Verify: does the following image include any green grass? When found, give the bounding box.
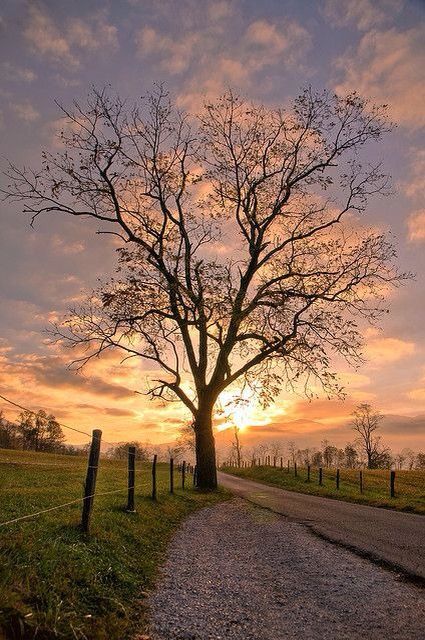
[0,448,228,639]
[221,464,425,514]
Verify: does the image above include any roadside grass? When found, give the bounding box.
[220,465,425,514]
[0,448,228,639]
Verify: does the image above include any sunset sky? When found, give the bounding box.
[0,0,424,453]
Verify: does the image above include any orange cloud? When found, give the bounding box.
[363,328,415,365]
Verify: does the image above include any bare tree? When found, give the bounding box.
[256,442,270,464]
[269,440,283,462]
[351,403,390,469]
[321,439,338,467]
[401,447,416,470]
[298,447,315,466]
[2,86,408,488]
[232,425,242,467]
[288,440,298,465]
[394,451,406,470]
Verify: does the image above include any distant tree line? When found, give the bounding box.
[0,409,80,454]
[106,424,195,462]
[228,437,424,471]
[226,404,425,470]
[0,409,197,462]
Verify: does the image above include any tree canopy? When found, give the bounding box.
[2,86,409,487]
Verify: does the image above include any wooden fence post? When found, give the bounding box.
[287,460,290,472]
[126,445,136,512]
[319,467,323,486]
[81,429,102,533]
[390,470,396,497]
[336,468,340,490]
[273,456,276,467]
[152,454,157,500]
[182,460,186,489]
[169,458,174,494]
[307,465,311,482]
[280,457,283,469]
[294,463,298,477]
[193,465,198,486]
[359,470,363,494]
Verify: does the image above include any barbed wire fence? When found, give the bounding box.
[221,456,425,502]
[0,393,196,534]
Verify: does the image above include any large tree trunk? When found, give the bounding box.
[194,404,217,490]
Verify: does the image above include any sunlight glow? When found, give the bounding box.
[216,388,287,433]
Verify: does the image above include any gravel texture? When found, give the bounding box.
[148,498,425,640]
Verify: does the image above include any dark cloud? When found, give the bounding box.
[382,414,425,436]
[74,403,135,417]
[3,352,135,399]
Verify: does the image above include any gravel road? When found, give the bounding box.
[218,472,425,580]
[148,499,425,640]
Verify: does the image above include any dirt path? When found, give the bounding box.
[148,499,425,639]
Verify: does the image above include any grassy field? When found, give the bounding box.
[221,464,425,514]
[0,448,228,639]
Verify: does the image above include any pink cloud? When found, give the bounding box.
[23,4,118,69]
[335,25,425,129]
[135,27,199,74]
[323,0,403,31]
[407,210,425,242]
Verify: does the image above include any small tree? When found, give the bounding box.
[255,442,270,464]
[312,451,323,467]
[288,441,298,465]
[298,447,314,466]
[269,440,283,461]
[344,443,359,468]
[0,412,20,450]
[394,451,406,470]
[351,403,390,469]
[321,440,338,467]
[231,425,242,467]
[108,441,149,460]
[401,447,416,471]
[42,414,65,452]
[18,410,64,452]
[335,447,345,467]
[415,453,425,469]
[175,422,196,454]
[2,87,408,488]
